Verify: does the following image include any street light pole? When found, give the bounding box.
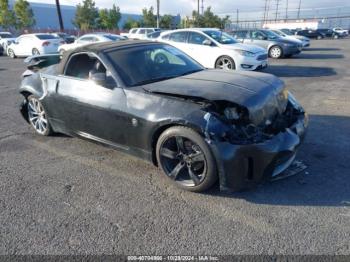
[156,0,160,28]
[55,0,64,31]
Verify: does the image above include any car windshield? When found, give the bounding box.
[103,34,123,41]
[36,34,58,40]
[147,31,161,38]
[273,30,286,37]
[263,30,280,39]
[203,30,238,44]
[0,33,12,38]
[281,29,292,35]
[106,44,204,87]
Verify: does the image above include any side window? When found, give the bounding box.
[235,31,248,39]
[169,32,188,43]
[161,34,170,40]
[64,53,116,87]
[78,36,92,43]
[130,29,137,34]
[251,31,266,40]
[139,29,146,34]
[188,32,208,45]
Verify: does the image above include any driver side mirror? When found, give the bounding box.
[202,39,212,46]
[89,72,106,86]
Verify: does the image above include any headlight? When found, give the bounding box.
[224,107,240,120]
[235,50,256,57]
[288,91,303,111]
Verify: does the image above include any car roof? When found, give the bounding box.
[72,39,158,53]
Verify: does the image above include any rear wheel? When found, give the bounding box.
[317,35,322,40]
[8,48,16,58]
[27,95,52,136]
[32,48,40,55]
[156,126,217,192]
[215,56,236,70]
[269,46,283,59]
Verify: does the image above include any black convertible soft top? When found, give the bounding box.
[57,40,159,74]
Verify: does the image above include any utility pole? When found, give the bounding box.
[156,0,160,28]
[285,0,288,20]
[236,9,239,27]
[297,0,302,19]
[274,0,281,22]
[263,0,268,24]
[201,0,204,15]
[55,0,64,31]
[266,0,271,22]
[197,0,200,15]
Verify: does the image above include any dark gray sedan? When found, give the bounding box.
[232,29,303,58]
[18,40,308,192]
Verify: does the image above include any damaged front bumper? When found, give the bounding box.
[209,112,308,192]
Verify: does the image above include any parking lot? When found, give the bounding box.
[0,38,350,255]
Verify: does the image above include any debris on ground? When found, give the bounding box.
[271,160,308,182]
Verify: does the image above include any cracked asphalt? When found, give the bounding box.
[0,39,349,255]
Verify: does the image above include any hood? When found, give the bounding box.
[143,69,287,125]
[294,35,309,41]
[220,42,266,53]
[279,38,300,45]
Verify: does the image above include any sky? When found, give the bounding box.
[29,0,350,16]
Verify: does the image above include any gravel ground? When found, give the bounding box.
[0,39,349,255]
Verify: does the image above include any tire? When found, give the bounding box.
[269,45,283,59]
[27,95,52,136]
[156,126,217,192]
[333,34,339,39]
[32,48,40,55]
[215,55,236,70]
[7,48,16,58]
[317,35,322,40]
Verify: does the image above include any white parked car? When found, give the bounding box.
[0,32,16,52]
[58,33,125,55]
[158,28,268,71]
[121,28,160,40]
[272,29,310,48]
[333,27,349,36]
[7,33,63,58]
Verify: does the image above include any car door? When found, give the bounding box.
[250,30,269,49]
[165,31,190,55]
[186,32,218,68]
[14,36,31,56]
[48,52,129,147]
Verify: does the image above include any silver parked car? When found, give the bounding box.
[231,29,303,59]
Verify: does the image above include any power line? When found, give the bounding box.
[285,0,289,20]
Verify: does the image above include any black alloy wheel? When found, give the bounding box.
[156,126,217,192]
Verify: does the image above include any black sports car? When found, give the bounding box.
[19,40,308,192]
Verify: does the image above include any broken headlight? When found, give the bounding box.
[288,91,303,111]
[224,107,240,120]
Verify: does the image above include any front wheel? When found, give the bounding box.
[317,35,322,40]
[32,48,40,55]
[8,48,16,58]
[215,56,236,70]
[27,95,52,136]
[156,126,217,192]
[269,46,283,59]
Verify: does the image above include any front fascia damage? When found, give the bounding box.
[192,93,308,192]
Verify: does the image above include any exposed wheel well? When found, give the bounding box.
[20,91,33,99]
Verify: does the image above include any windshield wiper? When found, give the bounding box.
[179,69,204,77]
[132,75,178,86]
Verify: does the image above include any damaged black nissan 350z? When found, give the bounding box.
[19,40,308,192]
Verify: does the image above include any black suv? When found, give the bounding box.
[296,30,324,39]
